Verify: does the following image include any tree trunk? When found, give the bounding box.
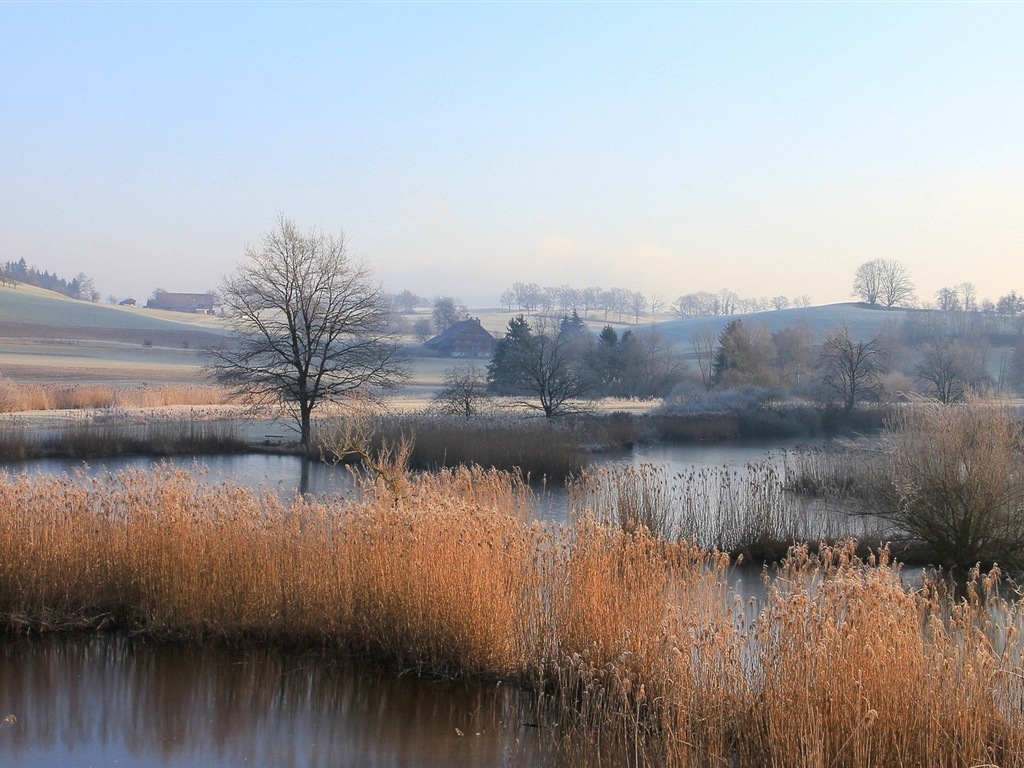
[300,406,312,452]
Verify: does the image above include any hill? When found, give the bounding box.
[649,303,910,351]
[0,284,227,385]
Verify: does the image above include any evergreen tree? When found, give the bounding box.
[711,319,775,389]
[588,325,622,396]
[559,310,587,338]
[487,315,533,394]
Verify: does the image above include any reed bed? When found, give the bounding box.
[0,466,1022,765]
[0,419,245,460]
[570,461,889,559]
[318,413,591,479]
[0,381,228,413]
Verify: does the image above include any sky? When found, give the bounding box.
[2,2,1022,309]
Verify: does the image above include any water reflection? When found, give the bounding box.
[0,635,545,768]
[1,454,358,499]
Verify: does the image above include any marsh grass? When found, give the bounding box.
[0,466,1022,765]
[0,381,228,413]
[317,413,591,479]
[570,460,889,560]
[0,419,245,460]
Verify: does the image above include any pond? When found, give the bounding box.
[0,635,546,768]
[0,435,833,522]
[0,437,831,767]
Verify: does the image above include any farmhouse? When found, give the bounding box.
[146,292,216,313]
[424,318,496,358]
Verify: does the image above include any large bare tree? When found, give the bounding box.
[817,324,887,412]
[206,215,406,449]
[852,258,914,307]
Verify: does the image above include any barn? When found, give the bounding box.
[424,318,496,358]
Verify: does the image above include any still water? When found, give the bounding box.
[0,635,545,768]
[3,435,825,519]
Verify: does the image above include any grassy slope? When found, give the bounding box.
[650,302,910,351]
[471,302,911,351]
[0,283,225,333]
[0,285,227,385]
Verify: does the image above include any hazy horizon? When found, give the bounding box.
[2,3,1022,308]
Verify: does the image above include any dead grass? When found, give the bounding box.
[569,461,888,560]
[0,467,1022,765]
[0,380,229,412]
[0,419,245,460]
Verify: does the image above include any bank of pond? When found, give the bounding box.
[1,432,1024,767]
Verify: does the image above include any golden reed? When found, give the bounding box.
[0,382,228,412]
[0,466,1021,766]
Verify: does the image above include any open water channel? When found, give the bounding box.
[0,438,823,767]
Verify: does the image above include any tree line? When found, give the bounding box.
[430,303,1024,420]
[496,282,816,323]
[1,258,100,301]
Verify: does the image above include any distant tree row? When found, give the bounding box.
[672,290,812,318]
[1,258,99,301]
[698,314,1003,407]
[495,281,819,324]
[433,304,1024,420]
[481,313,686,416]
[850,259,1023,322]
[497,283,662,323]
[690,317,989,409]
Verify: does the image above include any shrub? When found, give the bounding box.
[866,397,1024,569]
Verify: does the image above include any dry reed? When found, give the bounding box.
[0,420,245,460]
[0,380,228,413]
[0,467,1022,766]
[570,461,889,559]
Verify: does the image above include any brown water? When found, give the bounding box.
[0,635,547,768]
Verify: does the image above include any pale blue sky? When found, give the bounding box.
[2,2,1022,307]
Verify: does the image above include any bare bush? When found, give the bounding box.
[317,409,414,507]
[870,397,1024,568]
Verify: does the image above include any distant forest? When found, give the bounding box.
[1,258,99,302]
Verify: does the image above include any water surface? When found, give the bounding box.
[0,635,545,768]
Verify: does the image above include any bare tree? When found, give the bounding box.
[581,286,602,318]
[557,284,580,314]
[628,290,648,324]
[432,296,466,332]
[394,289,420,313]
[412,317,434,343]
[854,258,913,307]
[915,339,987,404]
[772,324,815,391]
[649,293,667,315]
[431,363,490,419]
[71,272,99,302]
[817,324,887,411]
[852,260,882,305]
[957,282,977,312]
[878,259,914,307]
[205,215,407,450]
[691,326,718,392]
[499,289,516,312]
[935,286,961,312]
[511,318,591,418]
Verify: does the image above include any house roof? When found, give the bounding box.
[425,318,495,347]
